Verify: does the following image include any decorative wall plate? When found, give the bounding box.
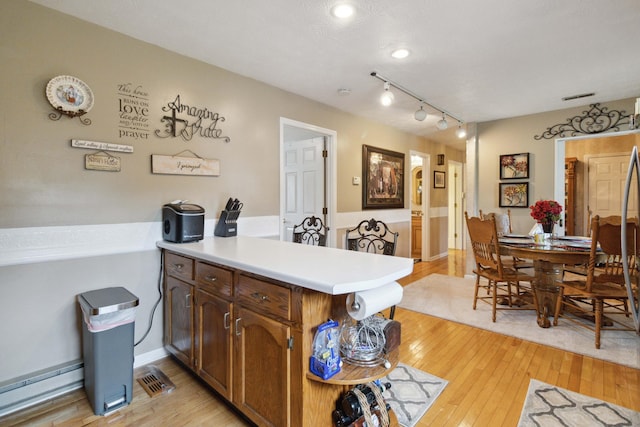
[46,75,94,114]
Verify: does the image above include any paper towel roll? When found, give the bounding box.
[346,282,403,320]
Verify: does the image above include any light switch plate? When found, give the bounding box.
[352,176,361,185]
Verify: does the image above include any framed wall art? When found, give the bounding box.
[434,170,446,188]
[499,182,529,208]
[499,152,529,179]
[362,144,404,209]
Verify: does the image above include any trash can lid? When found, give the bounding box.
[78,287,139,315]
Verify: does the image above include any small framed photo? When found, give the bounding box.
[500,153,529,179]
[362,145,405,209]
[434,170,446,189]
[499,182,529,207]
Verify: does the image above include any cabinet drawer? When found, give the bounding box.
[196,262,233,297]
[165,252,194,282]
[237,275,290,320]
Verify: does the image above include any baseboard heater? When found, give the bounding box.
[0,360,84,418]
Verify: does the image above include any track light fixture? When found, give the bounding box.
[380,81,394,106]
[436,114,448,130]
[370,71,463,131]
[456,122,467,139]
[414,104,427,121]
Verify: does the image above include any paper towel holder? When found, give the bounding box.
[350,295,360,311]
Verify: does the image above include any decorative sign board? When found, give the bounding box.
[151,154,220,176]
[85,152,121,172]
[72,139,133,153]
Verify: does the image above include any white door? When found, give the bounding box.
[588,154,638,219]
[281,137,326,242]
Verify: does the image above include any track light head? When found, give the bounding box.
[436,114,448,130]
[414,105,427,121]
[456,123,467,139]
[380,82,394,106]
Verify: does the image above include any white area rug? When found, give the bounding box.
[381,363,448,427]
[518,379,640,426]
[399,274,640,369]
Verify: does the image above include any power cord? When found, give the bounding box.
[134,251,164,347]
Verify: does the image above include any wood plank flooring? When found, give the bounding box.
[2,249,639,426]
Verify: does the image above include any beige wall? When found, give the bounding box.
[476,99,637,235]
[0,2,462,381]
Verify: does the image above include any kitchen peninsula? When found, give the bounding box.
[157,236,413,426]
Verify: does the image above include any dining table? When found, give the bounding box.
[498,234,593,328]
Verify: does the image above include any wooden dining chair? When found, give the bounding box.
[479,209,533,271]
[345,218,399,318]
[465,212,537,322]
[554,215,638,349]
[292,216,327,246]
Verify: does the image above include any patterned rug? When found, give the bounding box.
[518,379,640,426]
[381,363,448,427]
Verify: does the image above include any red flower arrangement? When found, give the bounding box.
[530,200,563,223]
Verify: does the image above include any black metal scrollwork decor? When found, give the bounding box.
[534,103,630,140]
[48,107,92,125]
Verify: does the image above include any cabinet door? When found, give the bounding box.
[233,307,291,427]
[164,276,194,367]
[195,288,232,400]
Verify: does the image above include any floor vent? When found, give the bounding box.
[136,365,175,397]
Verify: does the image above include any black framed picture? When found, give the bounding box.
[362,144,404,209]
[499,153,529,179]
[434,170,445,188]
[499,182,529,207]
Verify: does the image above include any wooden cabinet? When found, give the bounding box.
[162,249,393,426]
[164,276,194,367]
[233,305,291,426]
[195,288,233,400]
[411,216,422,259]
[565,157,577,235]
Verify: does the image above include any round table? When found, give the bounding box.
[499,236,592,327]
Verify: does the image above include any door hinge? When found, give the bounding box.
[287,337,294,350]
[322,149,328,158]
[322,207,328,215]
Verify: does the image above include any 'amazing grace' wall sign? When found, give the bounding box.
[155,95,231,143]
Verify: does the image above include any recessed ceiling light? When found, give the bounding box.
[391,48,410,59]
[331,4,354,19]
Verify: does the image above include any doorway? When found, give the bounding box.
[554,130,640,236]
[280,118,337,246]
[410,151,430,261]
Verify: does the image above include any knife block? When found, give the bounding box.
[214,209,240,237]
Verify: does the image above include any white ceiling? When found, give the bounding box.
[31,0,640,150]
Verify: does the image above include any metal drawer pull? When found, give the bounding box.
[235,318,242,336]
[224,312,230,330]
[173,263,184,271]
[185,293,191,308]
[251,292,269,302]
[205,275,217,282]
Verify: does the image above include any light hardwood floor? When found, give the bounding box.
[2,250,639,426]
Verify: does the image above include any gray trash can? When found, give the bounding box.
[78,287,139,415]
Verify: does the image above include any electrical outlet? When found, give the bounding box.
[352,176,361,185]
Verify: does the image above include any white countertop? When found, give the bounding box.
[157,236,414,295]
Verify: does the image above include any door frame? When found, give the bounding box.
[279,117,337,246]
[448,160,465,249]
[410,150,430,261]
